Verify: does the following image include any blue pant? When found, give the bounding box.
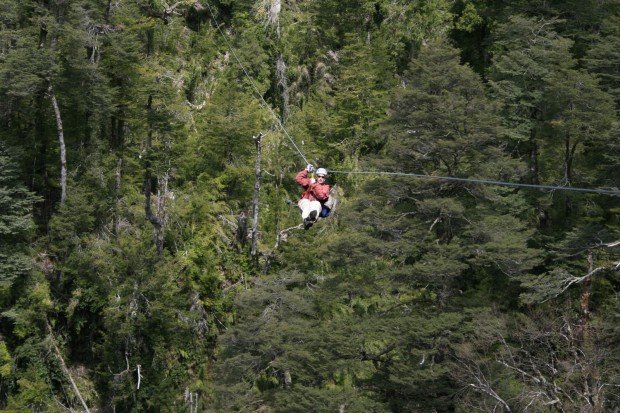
[320,205,331,218]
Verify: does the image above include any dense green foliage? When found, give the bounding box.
[1,0,618,411]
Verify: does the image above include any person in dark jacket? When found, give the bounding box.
[295,165,330,229]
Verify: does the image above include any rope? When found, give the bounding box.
[203,0,310,165]
[328,170,620,196]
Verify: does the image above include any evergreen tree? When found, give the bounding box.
[584,16,620,108]
[0,144,41,408]
[0,145,39,301]
[488,15,574,185]
[0,0,618,411]
[212,38,543,412]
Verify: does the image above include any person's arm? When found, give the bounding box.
[295,169,311,188]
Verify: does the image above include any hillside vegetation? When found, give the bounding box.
[1,0,619,411]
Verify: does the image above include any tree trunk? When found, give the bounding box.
[580,250,594,320]
[48,82,67,205]
[563,134,572,216]
[574,250,595,344]
[34,91,53,226]
[283,369,292,388]
[563,134,580,216]
[113,157,122,235]
[104,0,112,23]
[274,170,283,239]
[142,29,165,254]
[38,22,47,49]
[111,114,125,149]
[143,94,164,255]
[236,211,248,248]
[529,135,539,185]
[154,170,170,254]
[251,133,263,264]
[563,133,571,185]
[276,55,289,121]
[45,320,91,413]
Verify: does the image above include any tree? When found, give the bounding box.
[211,38,543,412]
[0,145,39,303]
[1,0,619,411]
[488,15,574,185]
[584,16,620,108]
[544,68,614,190]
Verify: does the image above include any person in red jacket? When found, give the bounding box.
[295,164,330,229]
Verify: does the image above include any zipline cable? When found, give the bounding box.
[202,2,618,197]
[329,170,620,196]
[203,0,310,165]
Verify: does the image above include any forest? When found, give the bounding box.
[1,0,619,411]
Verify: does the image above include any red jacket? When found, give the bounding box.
[295,170,330,202]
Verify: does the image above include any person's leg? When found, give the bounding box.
[298,199,312,220]
[320,205,331,218]
[308,201,322,221]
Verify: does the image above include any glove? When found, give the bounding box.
[306,164,314,172]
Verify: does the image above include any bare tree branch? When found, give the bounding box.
[541,262,619,303]
[45,320,91,413]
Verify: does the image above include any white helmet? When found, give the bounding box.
[316,167,328,177]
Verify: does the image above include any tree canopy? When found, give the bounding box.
[0,0,618,411]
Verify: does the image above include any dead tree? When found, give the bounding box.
[577,243,619,340]
[540,240,619,306]
[45,319,91,413]
[42,17,67,205]
[455,356,512,412]
[47,82,67,205]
